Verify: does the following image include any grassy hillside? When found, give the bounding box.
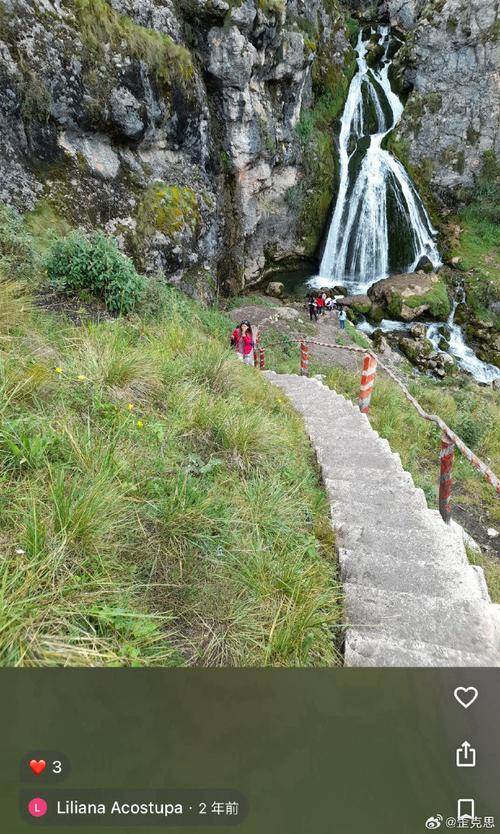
[0,228,342,666]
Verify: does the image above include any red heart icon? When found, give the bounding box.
[29,760,46,776]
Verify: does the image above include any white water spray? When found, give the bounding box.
[427,288,499,384]
[318,28,440,293]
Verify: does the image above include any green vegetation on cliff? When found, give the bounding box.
[136,184,200,241]
[289,13,358,256]
[0,211,341,667]
[451,152,500,323]
[66,0,193,86]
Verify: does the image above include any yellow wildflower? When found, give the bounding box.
[77,375,88,381]
[136,420,144,429]
[128,403,135,411]
[55,367,63,374]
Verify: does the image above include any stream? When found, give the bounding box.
[427,288,499,384]
[298,26,498,384]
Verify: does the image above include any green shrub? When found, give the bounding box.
[44,232,144,314]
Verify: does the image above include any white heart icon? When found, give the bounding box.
[454,686,479,709]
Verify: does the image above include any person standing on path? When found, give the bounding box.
[307,294,318,322]
[338,307,347,330]
[315,293,325,317]
[231,320,256,365]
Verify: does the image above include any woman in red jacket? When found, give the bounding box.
[231,320,255,366]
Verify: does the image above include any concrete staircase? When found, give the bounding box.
[264,371,500,667]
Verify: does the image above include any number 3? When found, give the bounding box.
[52,760,62,774]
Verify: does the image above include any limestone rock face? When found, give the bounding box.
[0,0,352,296]
[391,0,500,202]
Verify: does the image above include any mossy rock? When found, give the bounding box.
[346,294,372,315]
[136,183,200,241]
[368,273,451,322]
[402,281,451,321]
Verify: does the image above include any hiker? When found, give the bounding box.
[231,320,256,366]
[338,306,347,330]
[325,296,335,313]
[307,293,318,322]
[315,293,325,316]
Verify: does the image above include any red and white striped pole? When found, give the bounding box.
[259,348,265,370]
[358,354,377,413]
[300,341,309,376]
[439,432,455,524]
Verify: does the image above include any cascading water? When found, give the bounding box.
[317,27,440,293]
[427,287,499,384]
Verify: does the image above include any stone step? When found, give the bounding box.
[344,631,500,668]
[317,451,407,479]
[339,550,488,601]
[343,584,500,657]
[328,497,439,533]
[337,522,468,569]
[326,480,428,515]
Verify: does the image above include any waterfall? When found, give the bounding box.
[427,287,499,384]
[318,27,440,293]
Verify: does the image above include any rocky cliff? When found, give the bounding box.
[389,0,499,205]
[0,0,354,295]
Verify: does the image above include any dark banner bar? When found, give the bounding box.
[1,670,499,833]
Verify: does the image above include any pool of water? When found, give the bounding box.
[267,267,318,299]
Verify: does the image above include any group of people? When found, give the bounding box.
[230,296,349,365]
[307,292,347,328]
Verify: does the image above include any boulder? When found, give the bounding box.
[365,41,384,67]
[454,303,468,325]
[410,323,426,339]
[368,272,451,322]
[369,302,385,324]
[265,281,284,298]
[109,87,146,141]
[414,255,434,273]
[371,329,389,353]
[344,294,371,315]
[438,337,449,351]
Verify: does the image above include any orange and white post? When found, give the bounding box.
[300,341,309,376]
[358,353,378,413]
[439,432,455,524]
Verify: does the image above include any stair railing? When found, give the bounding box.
[257,337,500,524]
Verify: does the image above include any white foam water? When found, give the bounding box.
[427,288,499,384]
[318,28,440,293]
